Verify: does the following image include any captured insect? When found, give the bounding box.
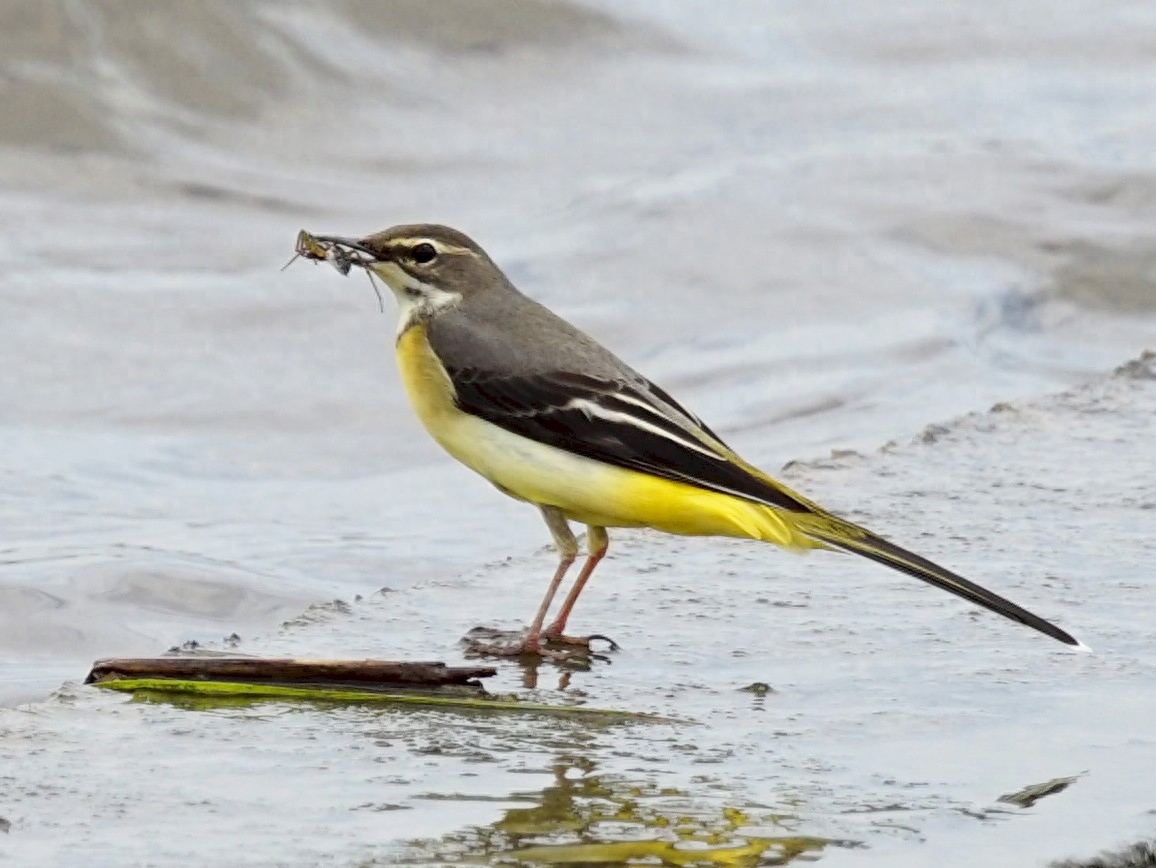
[283,229,386,312]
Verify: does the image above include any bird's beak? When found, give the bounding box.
[310,235,382,260]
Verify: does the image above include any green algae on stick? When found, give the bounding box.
[92,677,677,721]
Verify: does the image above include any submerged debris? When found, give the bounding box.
[1113,349,1156,380]
[997,773,1082,808]
[738,682,775,695]
[1051,841,1156,868]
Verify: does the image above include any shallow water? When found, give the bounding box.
[1,1,1155,864]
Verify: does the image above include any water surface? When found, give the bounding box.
[1,2,1155,864]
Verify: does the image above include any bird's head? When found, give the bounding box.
[309,224,501,330]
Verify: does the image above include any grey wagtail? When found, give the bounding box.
[294,224,1081,656]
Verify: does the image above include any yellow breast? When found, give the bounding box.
[395,323,462,435]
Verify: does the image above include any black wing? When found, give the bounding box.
[446,366,811,513]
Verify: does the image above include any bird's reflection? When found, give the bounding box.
[401,757,852,865]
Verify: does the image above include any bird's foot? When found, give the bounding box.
[462,626,617,661]
[541,625,620,651]
[461,627,567,660]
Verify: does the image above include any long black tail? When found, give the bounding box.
[800,521,1080,647]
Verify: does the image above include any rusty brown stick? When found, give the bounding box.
[86,657,496,687]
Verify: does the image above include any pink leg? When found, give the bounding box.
[544,526,608,638]
[466,507,578,657]
[522,506,580,650]
[523,552,575,648]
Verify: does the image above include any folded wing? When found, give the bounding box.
[445,366,814,514]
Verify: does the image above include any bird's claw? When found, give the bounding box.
[461,626,618,661]
[542,630,620,651]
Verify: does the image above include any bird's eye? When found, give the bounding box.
[411,242,438,264]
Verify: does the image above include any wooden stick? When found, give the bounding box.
[86,657,496,688]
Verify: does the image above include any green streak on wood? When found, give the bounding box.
[93,677,678,722]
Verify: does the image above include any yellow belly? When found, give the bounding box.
[395,324,813,548]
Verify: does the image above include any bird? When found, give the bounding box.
[296,223,1080,656]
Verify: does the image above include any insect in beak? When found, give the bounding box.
[283,230,387,313]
